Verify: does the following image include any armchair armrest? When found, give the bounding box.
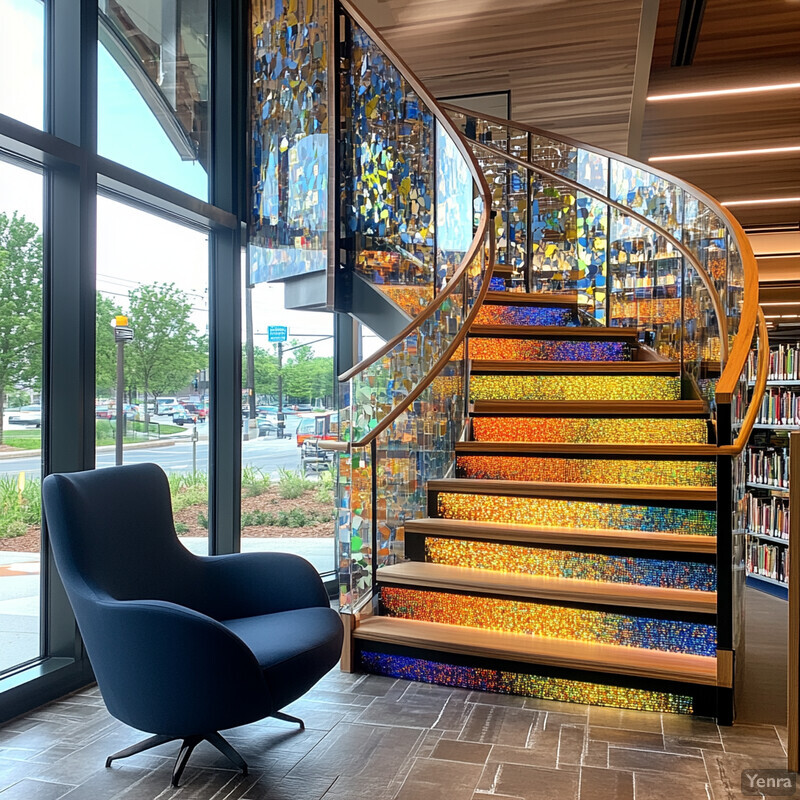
[195,551,330,620]
[80,597,274,736]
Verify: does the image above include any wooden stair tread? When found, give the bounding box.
[469,325,641,340]
[456,442,717,457]
[354,617,718,686]
[404,518,717,554]
[378,561,716,615]
[483,291,578,307]
[470,361,679,374]
[429,478,716,503]
[490,265,515,275]
[471,400,708,416]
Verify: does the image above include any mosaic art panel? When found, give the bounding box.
[250,0,329,282]
[473,304,579,327]
[436,492,717,536]
[469,338,629,362]
[424,537,717,591]
[360,651,693,713]
[469,374,682,402]
[456,454,716,486]
[376,284,434,317]
[470,416,708,444]
[381,587,717,656]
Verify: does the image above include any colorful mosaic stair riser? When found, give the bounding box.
[469,338,630,362]
[381,587,717,656]
[474,304,579,327]
[470,374,681,402]
[456,455,716,486]
[470,417,708,444]
[424,536,716,591]
[360,652,694,714]
[436,492,716,536]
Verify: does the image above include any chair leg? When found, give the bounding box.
[171,735,203,787]
[205,731,248,775]
[105,733,176,768]
[271,711,305,730]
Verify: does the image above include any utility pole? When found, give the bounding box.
[277,341,284,438]
[112,315,134,466]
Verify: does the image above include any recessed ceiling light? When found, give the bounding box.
[647,82,800,101]
[761,301,800,306]
[649,145,800,162]
[722,197,800,207]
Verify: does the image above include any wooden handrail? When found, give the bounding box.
[443,102,760,402]
[336,0,492,385]
[466,138,729,364]
[717,307,769,456]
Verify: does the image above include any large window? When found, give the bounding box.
[0,158,43,675]
[97,0,209,199]
[96,195,210,550]
[0,0,44,130]
[241,281,336,576]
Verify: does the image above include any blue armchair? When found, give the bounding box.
[41,463,343,786]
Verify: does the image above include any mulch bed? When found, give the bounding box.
[0,485,335,553]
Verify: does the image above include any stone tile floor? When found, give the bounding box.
[0,669,790,800]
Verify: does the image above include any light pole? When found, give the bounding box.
[111,315,134,466]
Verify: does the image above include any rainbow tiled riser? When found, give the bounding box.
[352,292,724,718]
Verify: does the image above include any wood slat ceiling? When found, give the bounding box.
[641,0,800,230]
[360,0,645,152]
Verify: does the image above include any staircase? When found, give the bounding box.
[351,291,724,717]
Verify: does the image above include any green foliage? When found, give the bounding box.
[277,468,314,499]
[174,522,189,534]
[240,506,332,529]
[168,471,209,512]
[126,282,205,416]
[241,465,270,497]
[0,473,42,538]
[197,511,209,529]
[0,212,43,444]
[96,292,124,396]
[315,468,335,505]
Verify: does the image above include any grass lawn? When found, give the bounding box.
[0,420,186,450]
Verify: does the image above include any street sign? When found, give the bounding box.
[268,325,288,342]
[114,325,134,343]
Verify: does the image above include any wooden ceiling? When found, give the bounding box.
[640,0,800,230]
[360,0,645,152]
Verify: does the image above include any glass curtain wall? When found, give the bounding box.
[0,0,246,715]
[95,196,210,551]
[0,158,44,674]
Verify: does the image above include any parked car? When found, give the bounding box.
[95,405,113,419]
[181,403,207,421]
[8,404,42,427]
[256,414,279,437]
[295,412,338,447]
[167,406,197,425]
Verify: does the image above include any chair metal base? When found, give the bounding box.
[271,711,305,730]
[105,731,248,787]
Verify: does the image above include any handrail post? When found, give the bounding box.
[370,437,378,592]
[788,431,800,771]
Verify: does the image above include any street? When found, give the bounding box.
[0,429,303,480]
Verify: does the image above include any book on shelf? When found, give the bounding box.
[738,493,790,541]
[746,538,789,585]
[746,445,789,490]
[756,388,800,426]
[748,343,800,382]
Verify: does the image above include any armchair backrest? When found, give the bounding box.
[42,464,203,608]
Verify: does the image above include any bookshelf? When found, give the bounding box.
[739,343,800,597]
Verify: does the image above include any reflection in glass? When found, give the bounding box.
[0,158,43,674]
[249,0,329,282]
[95,196,209,550]
[0,0,44,130]
[97,0,209,200]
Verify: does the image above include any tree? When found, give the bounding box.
[0,213,43,444]
[125,282,202,426]
[96,292,124,398]
[243,346,279,398]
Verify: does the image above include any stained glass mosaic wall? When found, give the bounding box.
[250,0,329,283]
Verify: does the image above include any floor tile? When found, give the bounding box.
[393,757,483,800]
[579,766,633,800]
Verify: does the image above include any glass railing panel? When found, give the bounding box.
[608,210,683,357]
[576,149,609,196]
[726,232,745,346]
[529,173,607,323]
[374,355,467,568]
[609,161,683,240]
[435,120,476,285]
[683,264,722,403]
[530,133,578,183]
[344,18,435,292]
[507,161,529,275]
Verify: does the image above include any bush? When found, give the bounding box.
[168,472,209,512]
[315,469,335,505]
[197,511,209,530]
[242,466,270,497]
[174,522,189,534]
[0,474,42,538]
[277,468,314,500]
